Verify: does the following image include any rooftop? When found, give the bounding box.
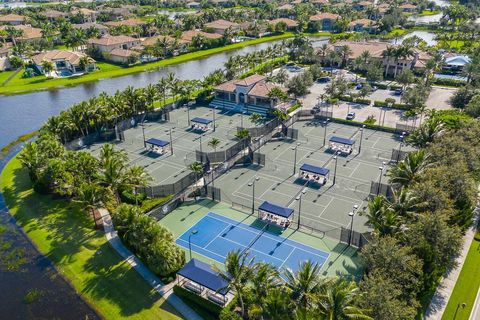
[32,50,93,66]
[88,35,138,46]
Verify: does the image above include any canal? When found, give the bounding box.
[0,145,100,320]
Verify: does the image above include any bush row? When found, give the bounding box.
[339,95,372,105]
[330,117,398,134]
[373,100,411,110]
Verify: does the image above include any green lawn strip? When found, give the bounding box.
[418,10,441,16]
[0,157,184,320]
[442,234,480,320]
[0,69,14,85]
[0,33,294,95]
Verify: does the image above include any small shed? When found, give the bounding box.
[191,117,212,132]
[258,201,294,229]
[145,138,170,155]
[299,163,330,185]
[329,136,355,154]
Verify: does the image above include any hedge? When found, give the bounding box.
[375,83,402,90]
[173,285,225,317]
[339,95,371,105]
[330,117,398,134]
[432,77,467,87]
[373,100,411,110]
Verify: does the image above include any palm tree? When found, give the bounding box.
[189,161,204,199]
[79,56,92,73]
[251,262,280,303]
[5,26,23,46]
[388,150,432,188]
[339,45,353,68]
[382,46,396,78]
[263,288,291,319]
[363,195,400,236]
[41,59,55,76]
[75,182,104,221]
[285,260,324,312]
[215,250,255,317]
[207,137,221,152]
[96,156,127,203]
[317,279,373,320]
[406,116,445,148]
[249,113,262,126]
[143,84,158,112]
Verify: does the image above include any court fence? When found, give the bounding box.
[137,172,197,197]
[390,148,410,163]
[369,181,393,199]
[395,122,416,133]
[195,139,248,164]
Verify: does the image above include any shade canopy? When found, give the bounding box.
[177,259,229,295]
[258,201,294,218]
[145,138,169,147]
[329,136,355,145]
[300,164,330,176]
[191,117,212,125]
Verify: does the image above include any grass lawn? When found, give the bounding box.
[0,69,14,84]
[0,156,184,320]
[0,33,294,95]
[442,231,480,320]
[418,10,441,16]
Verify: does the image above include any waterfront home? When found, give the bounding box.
[442,54,471,72]
[70,7,97,23]
[399,4,417,13]
[0,25,43,43]
[31,50,96,76]
[0,13,26,26]
[42,9,67,22]
[88,35,140,53]
[204,19,240,35]
[180,30,223,42]
[269,18,298,31]
[348,19,377,33]
[105,48,138,64]
[310,0,329,9]
[353,1,373,11]
[103,18,147,28]
[309,12,341,31]
[73,22,109,36]
[210,74,293,116]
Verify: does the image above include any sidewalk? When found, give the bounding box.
[425,206,479,320]
[99,208,203,320]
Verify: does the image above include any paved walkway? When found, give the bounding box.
[99,208,203,320]
[425,205,479,320]
[469,288,480,320]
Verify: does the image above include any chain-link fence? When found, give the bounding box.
[395,122,416,133]
[137,172,197,197]
[369,181,393,198]
[314,111,333,120]
[390,148,410,163]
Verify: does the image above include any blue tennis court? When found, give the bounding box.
[176,212,330,272]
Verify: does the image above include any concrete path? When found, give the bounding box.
[469,288,480,320]
[425,205,479,320]
[99,208,203,320]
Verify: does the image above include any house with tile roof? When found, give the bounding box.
[309,12,341,31]
[210,74,293,116]
[31,49,96,76]
[348,18,378,33]
[204,19,240,35]
[0,13,26,25]
[88,35,140,53]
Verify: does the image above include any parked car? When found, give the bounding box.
[394,89,403,96]
[356,84,363,90]
[317,77,331,83]
[346,112,356,120]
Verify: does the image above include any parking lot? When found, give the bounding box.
[86,106,257,184]
[212,121,413,236]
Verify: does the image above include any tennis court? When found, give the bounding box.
[86,105,257,184]
[176,212,329,272]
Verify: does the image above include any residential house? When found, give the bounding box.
[204,19,240,35]
[210,74,293,116]
[42,9,67,22]
[73,22,109,36]
[348,19,377,33]
[103,18,146,29]
[31,49,96,76]
[70,8,97,23]
[269,18,298,31]
[180,30,222,42]
[353,1,373,11]
[186,2,201,9]
[105,48,138,64]
[0,25,43,43]
[310,0,329,9]
[399,4,417,13]
[88,35,140,53]
[0,46,10,71]
[309,12,341,31]
[0,13,26,25]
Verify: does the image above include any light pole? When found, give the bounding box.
[241,111,246,128]
[377,161,386,196]
[333,152,339,185]
[141,123,146,147]
[295,188,307,230]
[292,142,300,175]
[323,118,329,147]
[213,107,216,132]
[199,134,203,153]
[397,131,406,162]
[348,204,359,246]
[358,125,365,154]
[188,229,198,260]
[248,176,260,215]
[453,302,466,320]
[169,128,173,154]
[185,103,190,126]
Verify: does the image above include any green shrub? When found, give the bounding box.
[173,285,225,317]
[373,100,411,110]
[120,188,147,205]
[432,77,466,87]
[330,117,397,133]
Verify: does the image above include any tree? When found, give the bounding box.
[267,86,288,105]
[41,59,54,76]
[465,92,480,118]
[79,56,92,73]
[358,83,373,99]
[287,71,314,97]
[207,137,221,152]
[215,250,254,317]
[363,196,400,236]
[388,150,432,187]
[75,182,104,221]
[317,279,373,320]
[284,260,324,312]
[365,61,384,83]
[249,113,262,125]
[395,69,415,91]
[406,116,445,148]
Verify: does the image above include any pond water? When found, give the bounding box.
[0,145,100,320]
[408,13,443,24]
[391,30,438,46]
[157,10,195,19]
[0,40,286,149]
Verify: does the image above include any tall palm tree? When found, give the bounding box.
[263,288,291,319]
[189,161,204,199]
[41,59,55,76]
[406,116,445,148]
[251,262,280,303]
[215,250,255,317]
[75,182,104,220]
[285,260,324,312]
[382,46,396,78]
[317,278,373,320]
[388,150,432,188]
[96,157,127,202]
[363,196,400,236]
[207,137,221,152]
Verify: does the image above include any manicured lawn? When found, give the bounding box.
[0,69,14,84]
[418,10,441,16]
[0,157,184,320]
[0,33,294,95]
[442,233,480,320]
